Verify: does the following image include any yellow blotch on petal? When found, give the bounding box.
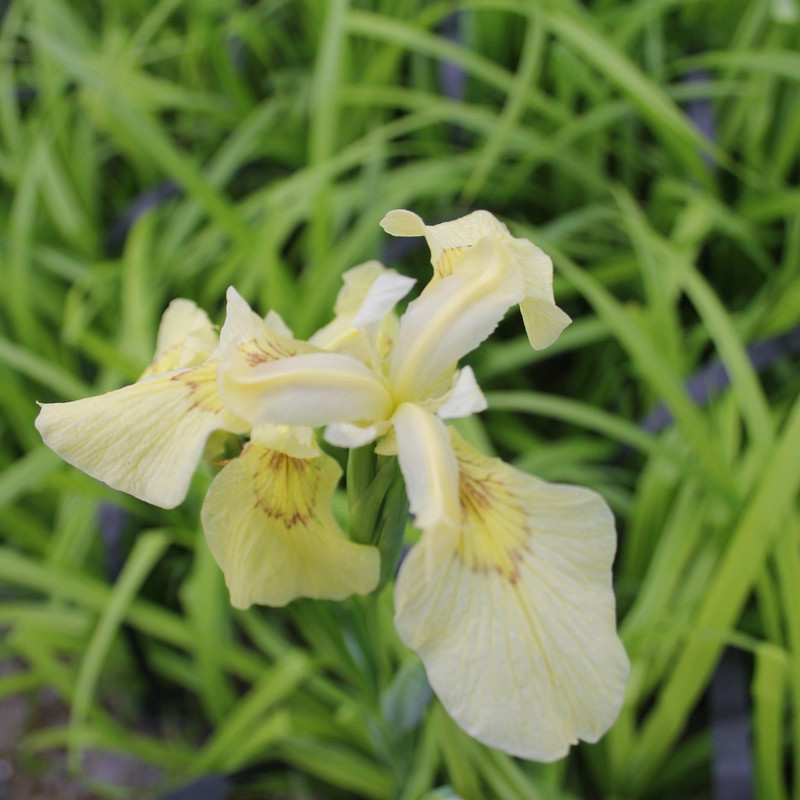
[394,428,630,761]
[201,444,380,608]
[140,299,218,380]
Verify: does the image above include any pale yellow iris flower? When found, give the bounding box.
[216,213,629,761]
[35,210,629,762]
[35,265,406,607]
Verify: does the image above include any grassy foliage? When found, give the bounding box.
[1,0,799,797]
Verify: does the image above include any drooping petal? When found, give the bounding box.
[392,403,460,533]
[381,209,571,350]
[435,366,487,420]
[35,362,247,509]
[389,237,524,402]
[140,299,218,379]
[201,442,379,608]
[394,429,629,761]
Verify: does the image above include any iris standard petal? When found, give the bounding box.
[201,442,380,608]
[310,262,414,361]
[35,362,247,509]
[394,429,629,761]
[140,298,218,379]
[389,237,524,401]
[392,403,460,533]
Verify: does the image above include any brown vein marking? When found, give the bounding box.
[242,336,298,366]
[455,453,530,584]
[435,245,471,279]
[252,449,319,528]
[171,363,224,415]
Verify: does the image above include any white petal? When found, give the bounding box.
[351,271,416,341]
[219,349,393,428]
[436,366,487,420]
[36,362,246,509]
[324,421,386,449]
[311,262,413,362]
[202,444,379,608]
[393,403,460,533]
[394,431,629,761]
[389,238,524,401]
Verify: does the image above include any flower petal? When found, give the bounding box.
[381,209,506,278]
[35,362,246,508]
[393,403,460,533]
[389,237,524,401]
[140,299,218,379]
[219,350,393,428]
[394,430,629,761]
[251,423,321,459]
[435,366,487,420]
[382,210,571,350]
[201,443,380,608]
[310,261,414,361]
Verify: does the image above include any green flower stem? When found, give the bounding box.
[347,447,409,590]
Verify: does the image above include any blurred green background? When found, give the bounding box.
[2,0,800,797]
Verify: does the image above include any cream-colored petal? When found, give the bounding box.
[140,299,218,379]
[217,287,389,427]
[394,430,629,761]
[381,209,506,279]
[389,238,524,401]
[393,403,460,533]
[310,262,413,362]
[264,309,294,338]
[219,349,393,428]
[324,421,388,449]
[35,362,247,509]
[382,211,571,350]
[351,271,416,343]
[251,423,320,459]
[310,261,387,355]
[435,366,487,420]
[201,443,379,608]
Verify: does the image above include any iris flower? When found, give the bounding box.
[35,210,628,761]
[217,212,629,760]
[34,271,408,606]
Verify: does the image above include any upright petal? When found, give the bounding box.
[310,261,414,361]
[392,403,460,533]
[201,442,379,608]
[140,298,218,379]
[389,238,524,402]
[35,362,247,509]
[381,209,571,350]
[394,430,629,761]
